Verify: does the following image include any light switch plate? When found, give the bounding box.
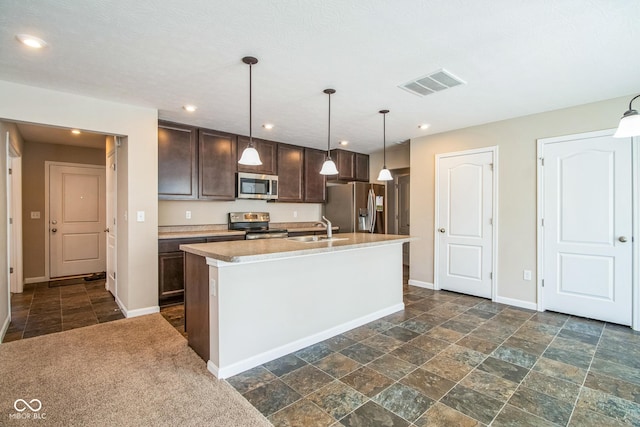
[523,270,532,281]
[30,211,41,219]
[186,211,192,219]
[136,211,145,222]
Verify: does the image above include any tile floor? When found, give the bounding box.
[221,283,640,426]
[4,278,125,342]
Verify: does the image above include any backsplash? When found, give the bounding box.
[158,200,323,226]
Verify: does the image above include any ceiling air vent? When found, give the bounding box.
[399,69,466,97]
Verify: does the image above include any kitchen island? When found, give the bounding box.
[180,232,412,379]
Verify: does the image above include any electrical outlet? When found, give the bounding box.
[293,211,298,218]
[186,211,192,219]
[523,270,532,281]
[30,211,41,219]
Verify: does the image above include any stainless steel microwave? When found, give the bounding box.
[237,172,279,200]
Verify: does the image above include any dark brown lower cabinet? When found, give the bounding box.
[185,252,210,361]
[158,235,244,307]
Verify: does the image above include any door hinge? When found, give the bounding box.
[9,218,12,225]
[111,163,116,170]
[9,267,13,274]
[490,272,493,280]
[113,272,116,280]
[8,168,12,175]
[489,163,494,171]
[540,157,544,166]
[541,218,544,226]
[489,218,493,226]
[542,279,544,287]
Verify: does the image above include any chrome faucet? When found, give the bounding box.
[321,216,333,238]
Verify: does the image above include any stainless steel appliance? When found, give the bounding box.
[325,182,385,233]
[236,172,279,200]
[228,212,288,240]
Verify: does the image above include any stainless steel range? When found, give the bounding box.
[228,212,288,240]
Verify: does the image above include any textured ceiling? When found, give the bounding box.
[0,0,638,154]
[15,122,106,149]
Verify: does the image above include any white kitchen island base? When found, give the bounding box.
[181,233,409,379]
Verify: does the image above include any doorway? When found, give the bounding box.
[46,162,106,278]
[434,147,497,299]
[537,130,634,326]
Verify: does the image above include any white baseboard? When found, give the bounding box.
[0,314,10,342]
[495,296,537,311]
[209,303,405,379]
[24,276,47,285]
[408,279,434,290]
[115,296,159,318]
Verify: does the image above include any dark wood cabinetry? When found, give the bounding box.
[278,144,304,202]
[304,148,327,203]
[330,149,370,182]
[158,122,198,200]
[237,136,278,175]
[158,234,244,306]
[355,153,370,182]
[199,129,237,200]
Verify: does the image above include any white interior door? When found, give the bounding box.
[541,133,632,325]
[106,149,117,295]
[436,150,494,298]
[49,164,106,278]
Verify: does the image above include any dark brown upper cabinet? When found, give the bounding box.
[199,128,237,200]
[236,136,278,175]
[158,121,198,200]
[304,148,327,203]
[355,152,370,182]
[328,149,370,182]
[277,144,304,202]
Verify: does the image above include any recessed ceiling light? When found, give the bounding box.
[339,140,349,146]
[262,123,274,130]
[71,129,81,135]
[418,124,430,130]
[183,105,197,112]
[15,34,48,49]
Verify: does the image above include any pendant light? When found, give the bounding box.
[614,94,640,138]
[319,89,339,175]
[377,109,393,181]
[238,56,262,165]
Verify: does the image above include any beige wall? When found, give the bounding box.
[0,80,158,314]
[410,94,632,305]
[159,200,322,226]
[0,124,8,337]
[22,141,105,279]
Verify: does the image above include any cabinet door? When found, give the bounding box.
[237,136,278,175]
[355,153,370,182]
[199,129,237,200]
[278,144,304,202]
[158,251,186,303]
[332,149,355,181]
[304,148,327,203]
[158,121,198,199]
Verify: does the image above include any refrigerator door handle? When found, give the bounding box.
[367,189,376,233]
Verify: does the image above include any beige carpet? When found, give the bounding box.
[0,314,271,427]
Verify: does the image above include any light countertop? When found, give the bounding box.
[180,232,413,263]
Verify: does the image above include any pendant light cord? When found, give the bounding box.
[383,112,387,167]
[327,91,331,159]
[249,62,253,147]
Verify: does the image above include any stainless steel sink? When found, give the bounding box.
[286,235,348,243]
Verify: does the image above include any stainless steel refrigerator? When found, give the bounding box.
[325,182,385,233]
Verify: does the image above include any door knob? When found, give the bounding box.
[51,228,57,233]
[104,228,110,233]
[438,228,446,233]
[619,236,628,243]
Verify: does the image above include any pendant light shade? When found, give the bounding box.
[377,109,393,181]
[614,94,640,138]
[238,56,263,166]
[320,88,339,175]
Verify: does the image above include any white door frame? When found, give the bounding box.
[44,161,106,281]
[537,129,639,330]
[434,146,499,300]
